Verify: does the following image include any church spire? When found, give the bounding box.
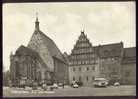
[35,12,39,31]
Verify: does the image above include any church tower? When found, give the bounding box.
[27,14,67,73]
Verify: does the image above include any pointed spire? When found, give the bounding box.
[36,12,38,21]
[81,28,85,34]
[35,12,39,31]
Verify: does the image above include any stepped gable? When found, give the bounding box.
[69,30,98,66]
[27,16,65,71]
[70,30,93,56]
[98,42,123,58]
[121,47,136,64]
[15,45,49,70]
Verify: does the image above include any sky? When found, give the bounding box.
[3,2,136,71]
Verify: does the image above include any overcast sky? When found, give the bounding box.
[3,2,136,71]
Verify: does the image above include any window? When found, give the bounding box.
[125,71,130,77]
[92,76,95,80]
[86,67,89,71]
[104,50,110,56]
[73,76,75,81]
[73,67,75,72]
[86,76,89,81]
[79,67,81,71]
[79,76,81,81]
[92,66,95,71]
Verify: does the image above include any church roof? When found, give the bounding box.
[15,45,50,70]
[27,17,66,71]
[35,30,65,61]
[16,45,38,56]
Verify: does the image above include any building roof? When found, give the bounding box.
[37,30,65,61]
[27,18,66,71]
[15,45,50,70]
[121,47,136,64]
[16,45,39,57]
[123,47,136,58]
[98,42,123,58]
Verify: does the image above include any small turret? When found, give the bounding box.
[35,12,40,31]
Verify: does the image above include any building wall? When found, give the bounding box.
[121,63,136,85]
[28,32,54,71]
[69,63,99,86]
[99,57,122,84]
[53,57,69,84]
[10,53,49,86]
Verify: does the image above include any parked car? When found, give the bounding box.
[76,81,83,87]
[93,78,108,87]
[52,83,58,89]
[58,83,63,87]
[73,83,79,88]
[114,82,120,86]
[32,82,38,90]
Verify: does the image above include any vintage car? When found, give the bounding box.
[93,78,108,87]
[71,81,79,88]
[52,83,58,89]
[73,83,79,88]
[114,82,120,86]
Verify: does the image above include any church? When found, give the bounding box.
[10,16,69,86]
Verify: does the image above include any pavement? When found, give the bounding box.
[3,85,136,97]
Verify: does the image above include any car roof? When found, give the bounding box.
[94,78,107,80]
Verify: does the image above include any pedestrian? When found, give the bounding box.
[62,83,64,89]
[42,83,47,91]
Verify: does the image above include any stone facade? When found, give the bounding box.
[10,45,49,86]
[68,31,100,86]
[10,17,68,86]
[53,56,69,84]
[68,31,136,86]
[9,16,135,87]
[121,47,136,85]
